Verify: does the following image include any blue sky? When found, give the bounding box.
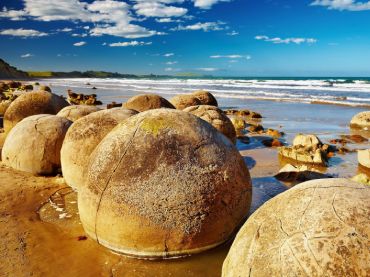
[0,0,370,76]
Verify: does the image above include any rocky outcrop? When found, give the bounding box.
[278,134,332,166]
[67,90,102,105]
[223,178,370,277]
[0,59,28,79]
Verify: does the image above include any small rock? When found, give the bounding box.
[351,173,370,186]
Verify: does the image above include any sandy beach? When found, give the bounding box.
[0,78,369,276]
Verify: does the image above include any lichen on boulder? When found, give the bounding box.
[78,109,252,259]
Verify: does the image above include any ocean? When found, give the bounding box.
[41,77,370,107]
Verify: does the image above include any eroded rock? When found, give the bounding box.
[123,94,175,112]
[56,105,101,122]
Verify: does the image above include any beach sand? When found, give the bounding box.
[1,81,370,276]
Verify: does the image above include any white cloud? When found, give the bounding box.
[198,67,218,72]
[172,21,226,31]
[21,53,34,58]
[58,27,73,32]
[0,28,48,37]
[164,53,174,57]
[0,0,160,39]
[227,30,239,36]
[193,0,231,9]
[310,0,370,11]
[73,41,86,46]
[210,54,251,59]
[0,8,28,20]
[166,61,178,65]
[156,17,182,23]
[109,41,152,47]
[255,35,317,44]
[134,2,187,17]
[72,33,88,37]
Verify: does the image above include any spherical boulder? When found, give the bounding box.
[123,94,175,112]
[222,178,370,277]
[350,111,370,129]
[78,109,251,258]
[183,105,236,143]
[56,105,101,122]
[2,114,72,175]
[61,108,138,190]
[170,94,202,110]
[192,90,218,106]
[4,91,69,134]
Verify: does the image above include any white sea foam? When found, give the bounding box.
[41,77,370,107]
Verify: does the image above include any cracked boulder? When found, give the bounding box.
[222,178,370,277]
[61,108,138,191]
[78,109,252,259]
[56,105,101,122]
[1,114,72,175]
[122,94,175,112]
[3,90,69,134]
[350,111,370,129]
[183,105,236,143]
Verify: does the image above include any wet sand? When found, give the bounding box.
[0,148,285,277]
[1,91,370,275]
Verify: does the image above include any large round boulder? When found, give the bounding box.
[78,109,251,258]
[61,108,138,190]
[56,105,100,122]
[222,178,370,277]
[4,91,69,134]
[2,114,72,175]
[122,94,175,112]
[183,105,236,143]
[192,90,218,106]
[350,111,370,129]
[170,94,202,110]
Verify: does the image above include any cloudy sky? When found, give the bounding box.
[1,0,370,76]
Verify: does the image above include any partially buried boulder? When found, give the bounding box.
[122,94,175,112]
[350,111,370,129]
[170,94,202,110]
[56,105,101,122]
[61,108,138,190]
[222,178,370,277]
[191,90,218,106]
[78,109,252,258]
[1,114,72,175]
[3,91,69,134]
[183,105,236,143]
